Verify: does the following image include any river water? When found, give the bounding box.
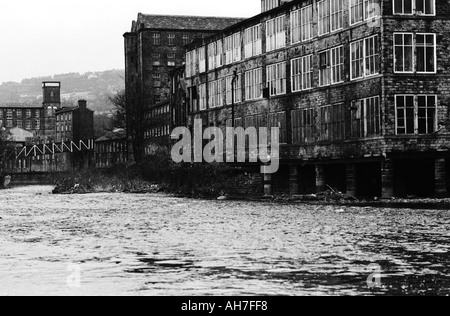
[0,186,449,296]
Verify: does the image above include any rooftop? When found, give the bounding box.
[96,129,127,142]
[131,13,247,32]
[0,103,43,109]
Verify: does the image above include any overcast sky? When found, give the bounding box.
[0,0,259,84]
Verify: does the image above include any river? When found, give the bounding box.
[0,186,449,296]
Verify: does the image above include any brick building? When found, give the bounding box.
[55,99,95,170]
[1,82,96,172]
[123,13,247,154]
[180,0,450,198]
[95,129,129,168]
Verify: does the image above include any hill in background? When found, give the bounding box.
[0,69,125,114]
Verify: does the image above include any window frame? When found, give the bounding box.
[395,94,438,135]
[393,32,436,74]
[245,68,263,101]
[266,15,286,52]
[350,35,380,80]
[267,62,287,97]
[393,0,436,16]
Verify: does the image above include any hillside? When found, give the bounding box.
[0,69,125,114]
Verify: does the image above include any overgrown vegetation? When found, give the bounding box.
[53,146,260,197]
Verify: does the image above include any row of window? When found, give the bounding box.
[190,31,438,111]
[0,109,41,119]
[152,53,177,67]
[1,119,40,129]
[56,113,72,122]
[152,34,190,46]
[57,123,72,133]
[186,0,436,77]
[145,125,171,139]
[201,94,436,145]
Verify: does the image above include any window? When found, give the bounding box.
[208,40,223,70]
[396,95,437,134]
[153,53,161,66]
[319,51,331,86]
[320,104,345,141]
[394,0,435,15]
[245,68,263,101]
[0,111,2,119]
[152,33,161,45]
[291,57,303,92]
[209,80,224,108]
[198,47,206,73]
[168,34,175,45]
[199,84,207,111]
[6,109,12,119]
[394,33,413,72]
[226,75,242,104]
[301,6,313,41]
[266,16,286,52]
[35,110,40,118]
[293,108,315,143]
[16,120,22,128]
[25,120,31,130]
[225,32,241,64]
[351,35,379,80]
[351,0,379,24]
[17,110,22,119]
[351,96,381,138]
[290,9,301,44]
[183,35,190,45]
[268,112,287,144]
[262,0,279,12]
[26,110,31,118]
[331,46,344,84]
[320,46,344,86]
[394,33,436,73]
[318,0,331,36]
[153,74,161,87]
[365,35,379,76]
[292,55,314,92]
[168,54,176,67]
[7,120,12,128]
[331,0,344,31]
[267,62,286,96]
[244,25,262,58]
[35,120,40,130]
[186,50,197,77]
[350,0,364,25]
[416,34,436,73]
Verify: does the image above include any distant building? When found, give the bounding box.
[2,83,96,173]
[56,100,94,143]
[123,13,246,156]
[95,129,129,168]
[55,99,95,170]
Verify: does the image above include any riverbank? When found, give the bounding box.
[49,166,450,210]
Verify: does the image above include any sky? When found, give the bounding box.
[0,0,259,84]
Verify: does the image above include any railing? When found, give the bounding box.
[15,140,95,158]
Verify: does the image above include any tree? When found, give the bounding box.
[0,128,14,176]
[109,80,154,165]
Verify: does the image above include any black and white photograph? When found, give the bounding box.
[0,0,449,299]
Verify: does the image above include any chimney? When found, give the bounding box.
[78,100,87,109]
